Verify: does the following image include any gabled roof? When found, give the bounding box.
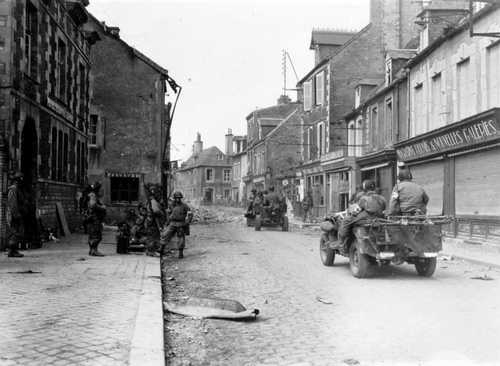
[179,146,231,170]
[309,30,357,50]
[87,12,168,76]
[246,102,299,121]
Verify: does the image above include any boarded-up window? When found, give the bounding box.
[410,161,444,215]
[455,149,500,216]
[457,58,474,120]
[431,72,445,130]
[487,42,500,109]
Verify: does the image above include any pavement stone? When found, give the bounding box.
[0,230,164,366]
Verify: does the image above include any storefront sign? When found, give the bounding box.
[396,109,500,161]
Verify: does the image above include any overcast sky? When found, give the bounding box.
[87,0,370,161]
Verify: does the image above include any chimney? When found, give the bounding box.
[193,132,203,155]
[277,95,291,105]
[225,128,234,156]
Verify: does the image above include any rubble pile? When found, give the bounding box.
[191,206,245,224]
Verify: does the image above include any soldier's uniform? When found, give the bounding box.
[338,181,386,250]
[85,184,106,256]
[6,173,25,257]
[160,191,192,259]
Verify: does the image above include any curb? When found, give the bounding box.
[129,257,165,366]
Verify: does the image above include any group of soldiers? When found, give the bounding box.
[5,172,192,259]
[83,184,192,259]
[246,186,287,217]
[337,167,429,250]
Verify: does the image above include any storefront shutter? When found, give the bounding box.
[410,161,444,215]
[455,148,500,216]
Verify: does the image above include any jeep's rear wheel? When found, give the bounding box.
[415,257,437,277]
[282,216,289,232]
[349,241,371,278]
[320,234,335,266]
[254,217,262,231]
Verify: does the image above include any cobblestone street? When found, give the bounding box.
[0,230,163,366]
[163,222,500,366]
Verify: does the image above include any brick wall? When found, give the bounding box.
[86,17,166,202]
[38,181,80,234]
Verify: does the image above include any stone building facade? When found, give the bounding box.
[296,0,465,217]
[244,97,299,193]
[0,0,97,247]
[84,14,169,222]
[174,133,232,205]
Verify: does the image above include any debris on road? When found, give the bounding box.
[440,255,454,261]
[76,257,86,261]
[470,274,494,281]
[316,296,334,305]
[7,270,41,274]
[164,296,260,320]
[167,276,176,281]
[191,206,245,225]
[343,358,360,365]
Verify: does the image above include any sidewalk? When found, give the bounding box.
[0,230,164,366]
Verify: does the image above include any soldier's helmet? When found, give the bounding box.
[90,181,102,192]
[362,179,376,192]
[10,171,24,182]
[173,191,183,199]
[398,168,413,181]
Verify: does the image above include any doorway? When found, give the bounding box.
[20,118,40,247]
[204,188,213,203]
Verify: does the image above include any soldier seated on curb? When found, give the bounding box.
[160,191,193,259]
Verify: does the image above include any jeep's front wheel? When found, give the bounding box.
[320,234,335,266]
[349,241,371,278]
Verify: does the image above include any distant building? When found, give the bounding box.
[245,96,299,194]
[174,133,232,205]
[224,129,247,205]
[0,0,97,247]
[84,14,170,221]
[296,0,464,217]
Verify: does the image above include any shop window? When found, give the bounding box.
[224,189,230,200]
[206,168,213,182]
[0,15,7,27]
[223,169,231,182]
[110,177,139,203]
